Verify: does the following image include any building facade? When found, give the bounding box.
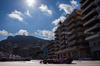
[80,0,100,59]
[54,22,68,58]
[54,9,90,60]
[66,9,90,59]
[47,40,55,59]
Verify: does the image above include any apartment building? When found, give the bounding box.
[47,40,55,59]
[41,43,48,59]
[55,22,68,58]
[64,9,90,59]
[54,26,61,58]
[80,0,100,59]
[54,9,90,59]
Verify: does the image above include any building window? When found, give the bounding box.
[93,43,96,46]
[58,45,60,48]
[98,10,100,15]
[99,42,100,45]
[66,41,68,44]
[65,37,67,39]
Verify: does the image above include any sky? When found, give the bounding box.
[0,0,80,41]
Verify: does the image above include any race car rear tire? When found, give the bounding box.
[43,60,47,64]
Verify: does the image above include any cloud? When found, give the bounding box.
[39,4,52,15]
[0,30,12,36]
[12,10,22,15]
[59,0,78,14]
[8,10,23,21]
[52,16,66,26]
[52,26,58,32]
[70,0,78,7]
[34,30,54,40]
[59,4,73,14]
[34,26,59,40]
[15,29,29,36]
[43,38,51,40]
[25,10,32,17]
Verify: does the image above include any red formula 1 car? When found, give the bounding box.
[40,57,73,64]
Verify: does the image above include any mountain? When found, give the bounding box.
[0,35,49,46]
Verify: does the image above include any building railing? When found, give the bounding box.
[85,23,100,33]
[67,24,75,31]
[68,46,77,50]
[82,2,95,14]
[55,47,59,50]
[68,40,76,46]
[76,27,84,31]
[86,31,100,38]
[69,29,75,34]
[68,34,75,41]
[95,0,100,4]
[60,45,65,49]
[60,35,65,40]
[60,40,65,45]
[85,31,100,40]
[81,0,89,8]
[76,33,85,37]
[77,39,85,43]
[76,21,83,26]
[67,18,74,26]
[83,8,96,20]
[54,44,58,47]
[83,15,98,26]
[61,27,65,31]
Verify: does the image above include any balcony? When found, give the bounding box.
[68,40,76,46]
[48,51,55,54]
[77,39,85,43]
[69,29,75,34]
[83,15,99,26]
[76,27,84,31]
[78,45,87,49]
[81,0,89,9]
[62,46,77,52]
[67,18,74,26]
[77,16,83,20]
[55,40,58,43]
[60,35,65,40]
[82,2,95,14]
[48,48,55,51]
[69,46,78,50]
[67,24,75,31]
[60,40,65,45]
[83,8,97,20]
[84,23,100,33]
[60,31,66,36]
[95,0,100,4]
[68,34,75,41]
[54,44,58,47]
[76,33,85,37]
[55,48,59,51]
[60,45,65,49]
[61,27,65,31]
[76,22,83,26]
[85,32,100,40]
